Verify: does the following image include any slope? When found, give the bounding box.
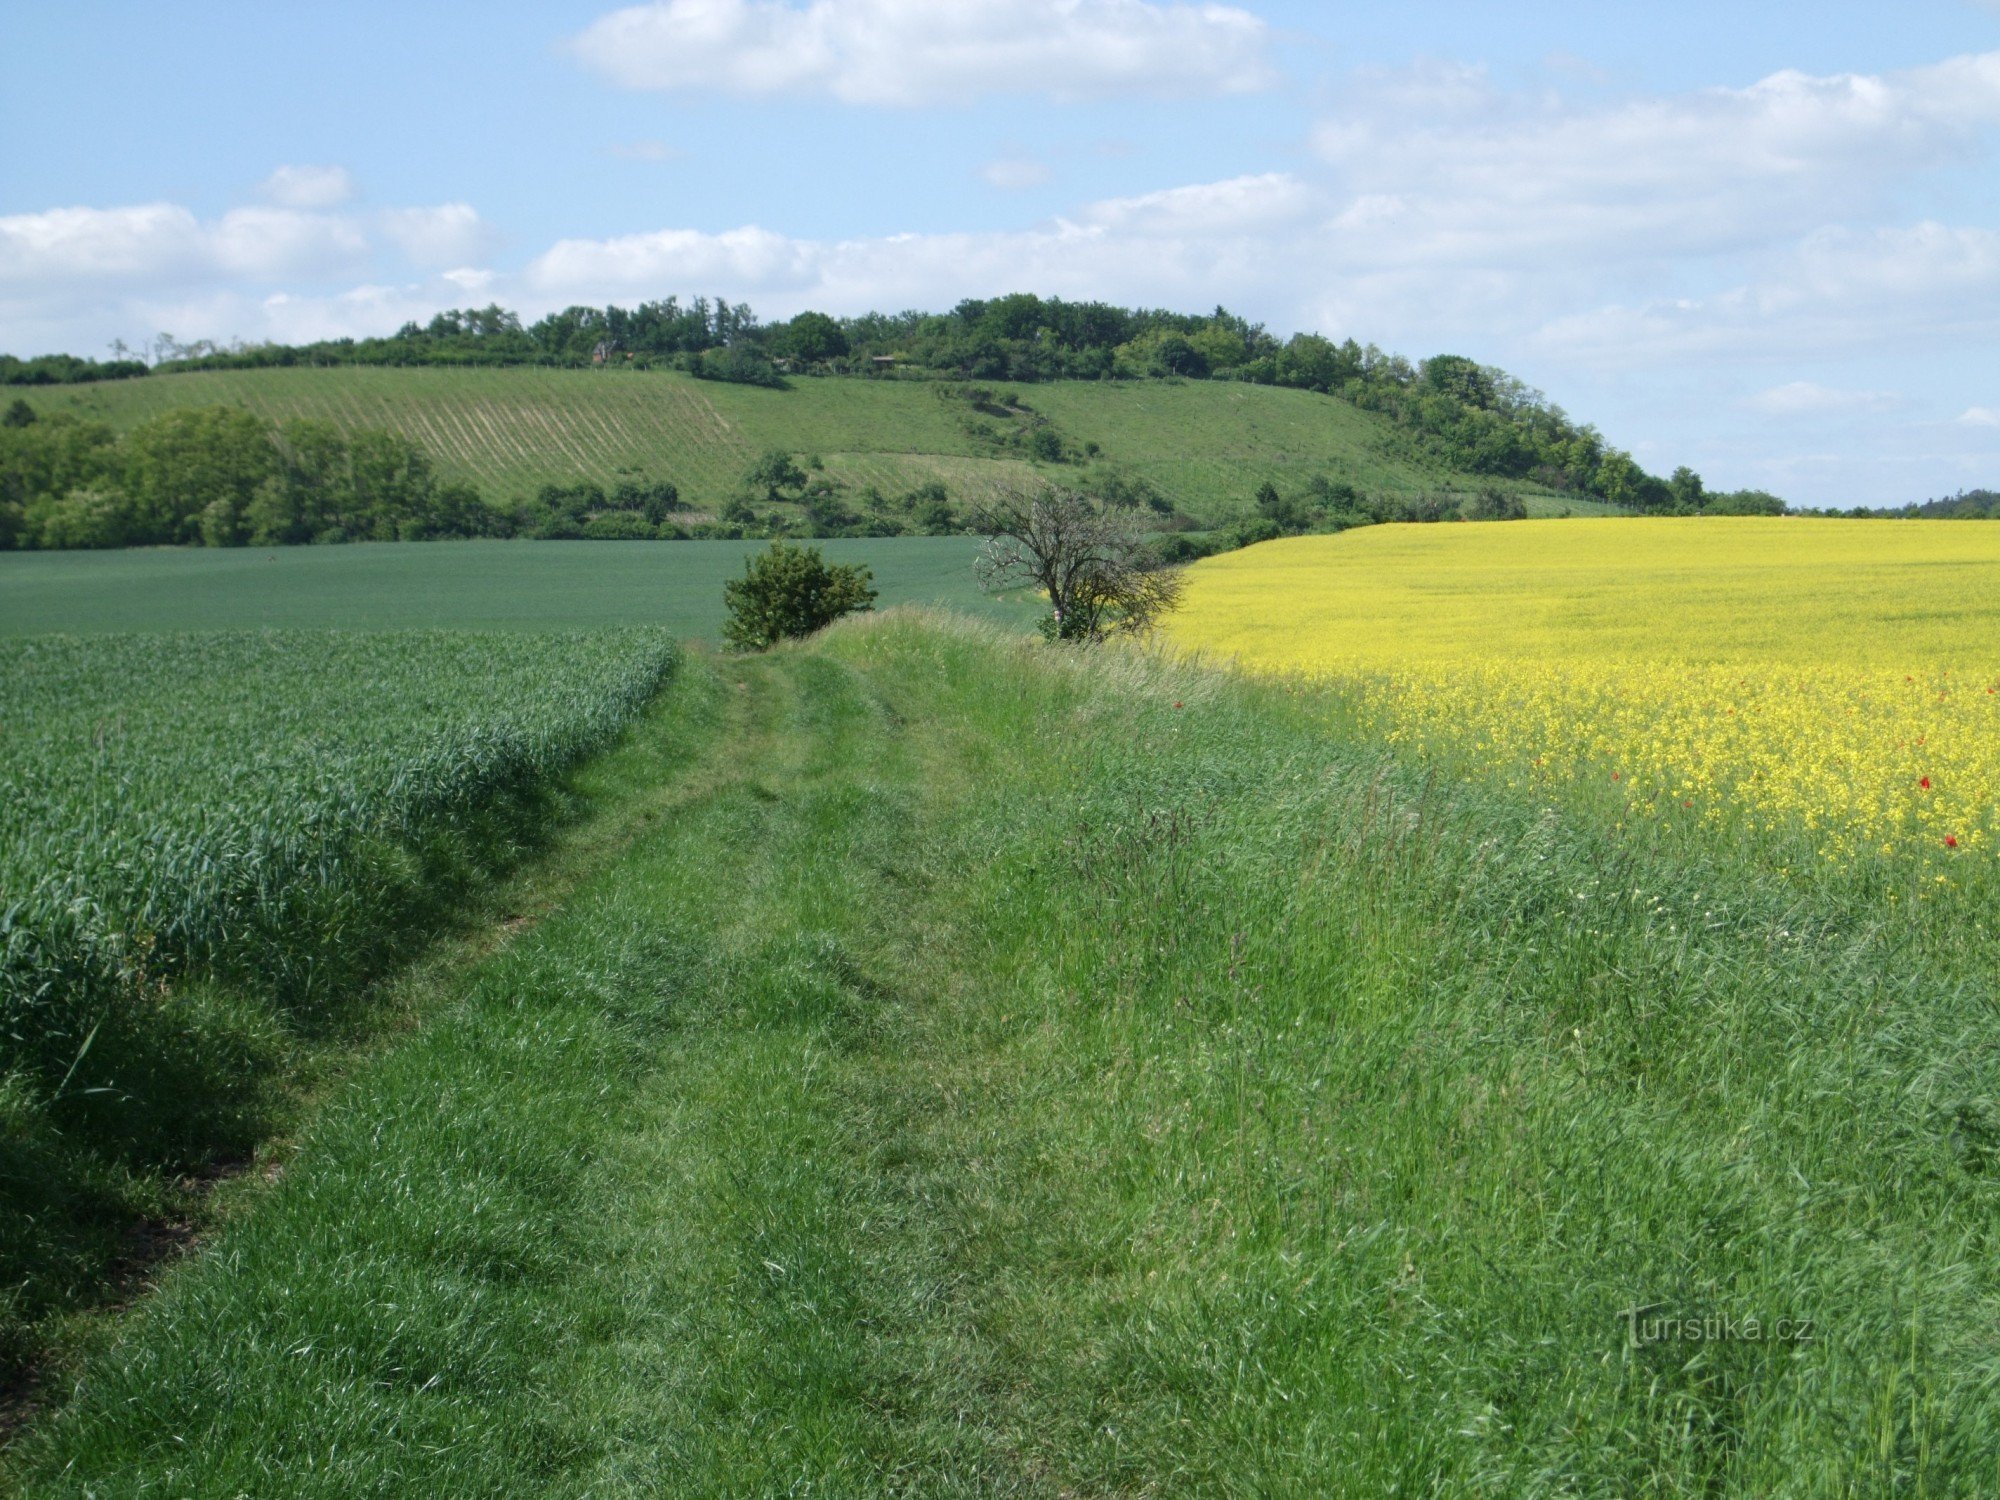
[27,367,1599,522]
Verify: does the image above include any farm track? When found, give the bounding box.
[4,639,1054,1492]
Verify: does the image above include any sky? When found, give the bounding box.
[3,1,1997,508]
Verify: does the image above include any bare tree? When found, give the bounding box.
[972,485,1184,641]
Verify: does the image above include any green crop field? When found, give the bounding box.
[0,626,678,1372]
[0,537,1039,637]
[27,366,1599,520]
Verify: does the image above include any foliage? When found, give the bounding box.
[722,539,878,650]
[0,353,149,387]
[1912,487,2000,518]
[1169,517,2000,864]
[745,448,808,503]
[973,485,1183,641]
[0,404,706,548]
[692,345,786,388]
[1465,486,1529,520]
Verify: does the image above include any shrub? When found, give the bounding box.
[1465,487,1529,521]
[722,540,878,651]
[582,510,657,540]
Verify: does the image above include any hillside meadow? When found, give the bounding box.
[26,366,1589,521]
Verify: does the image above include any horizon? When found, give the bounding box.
[4,1,1997,508]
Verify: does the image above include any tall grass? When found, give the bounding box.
[0,629,676,1372]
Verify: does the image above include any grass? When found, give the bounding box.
[0,537,1039,637]
[10,612,1997,1493]
[24,366,1598,521]
[0,629,676,1380]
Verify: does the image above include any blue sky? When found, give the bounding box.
[4,1,1997,506]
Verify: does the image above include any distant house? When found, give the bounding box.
[869,354,900,367]
[591,340,616,365]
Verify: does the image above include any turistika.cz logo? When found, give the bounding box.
[1620,1306,1815,1347]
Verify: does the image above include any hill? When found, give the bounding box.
[25,366,1609,525]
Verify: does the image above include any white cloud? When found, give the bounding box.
[980,156,1051,191]
[256,164,358,210]
[0,203,206,286]
[210,208,370,279]
[1534,222,2000,365]
[1959,406,2000,427]
[0,203,367,290]
[1076,172,1314,235]
[377,204,494,268]
[1310,52,2000,268]
[1744,381,1902,417]
[568,0,1273,106]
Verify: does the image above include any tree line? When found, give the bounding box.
[1,399,703,549]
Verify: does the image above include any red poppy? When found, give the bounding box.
[1920,777,1932,790]
[1945,835,1960,849]
[1173,701,1183,709]
[1611,771,1620,781]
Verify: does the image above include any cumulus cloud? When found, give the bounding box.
[1534,221,2000,365]
[1960,406,2000,427]
[377,204,494,268]
[1311,52,2000,268]
[567,0,1273,105]
[256,164,359,210]
[0,203,368,290]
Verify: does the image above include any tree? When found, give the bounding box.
[2,399,36,428]
[1255,480,1310,532]
[1466,487,1528,521]
[122,406,273,544]
[722,539,878,650]
[971,485,1184,642]
[782,311,849,364]
[746,449,808,503]
[1668,465,1705,513]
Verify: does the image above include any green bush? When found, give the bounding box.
[582,510,657,540]
[722,540,877,651]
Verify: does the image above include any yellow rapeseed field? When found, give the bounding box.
[1166,518,2000,864]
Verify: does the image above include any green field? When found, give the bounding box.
[0,628,679,1373]
[0,537,1038,637]
[26,366,1597,521]
[6,614,1994,1493]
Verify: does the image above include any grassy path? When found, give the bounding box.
[10,613,2000,1494]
